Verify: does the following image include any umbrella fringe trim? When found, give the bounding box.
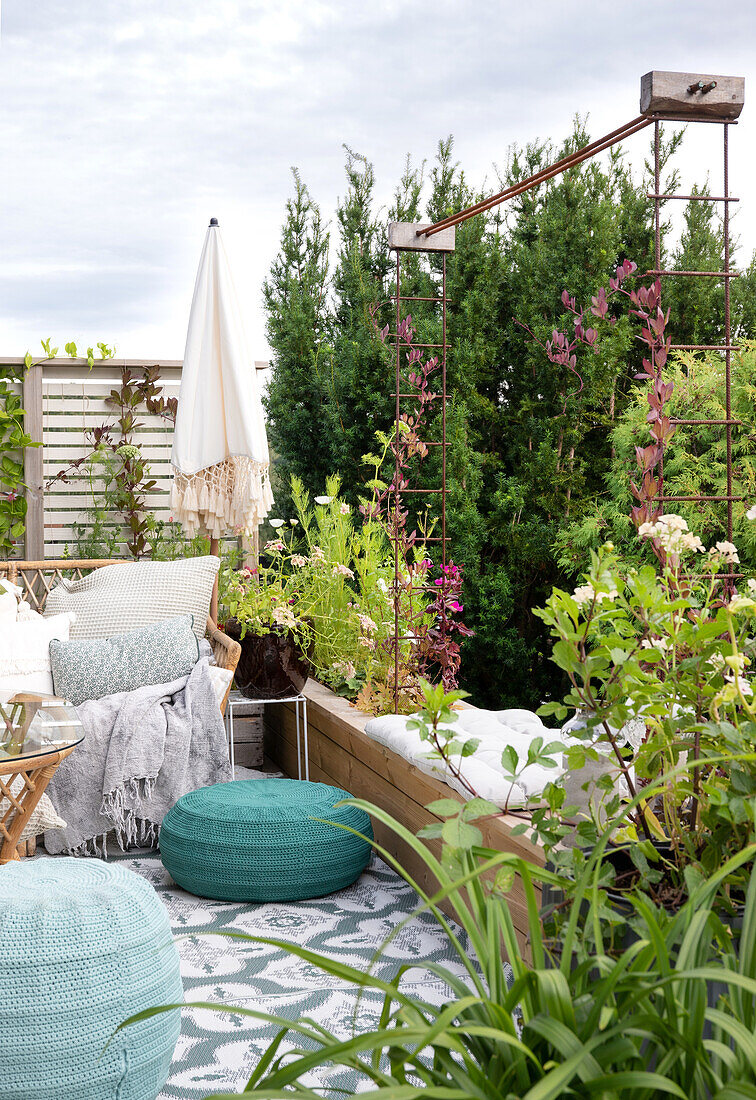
[171,455,273,538]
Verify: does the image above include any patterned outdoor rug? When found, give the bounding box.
[120,852,479,1099]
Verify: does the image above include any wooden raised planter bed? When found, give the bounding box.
[264,679,545,956]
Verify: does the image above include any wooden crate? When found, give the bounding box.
[231,705,264,768]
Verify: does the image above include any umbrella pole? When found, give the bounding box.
[210,537,220,621]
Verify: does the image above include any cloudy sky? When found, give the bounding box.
[1,1,754,362]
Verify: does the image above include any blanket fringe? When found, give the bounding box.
[65,833,110,859]
[101,775,158,851]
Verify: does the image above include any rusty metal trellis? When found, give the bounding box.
[387,223,454,712]
[649,117,741,581]
[387,71,745,708]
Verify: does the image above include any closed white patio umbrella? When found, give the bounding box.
[171,218,273,612]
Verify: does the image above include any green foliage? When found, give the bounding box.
[0,364,34,555]
[556,343,756,574]
[63,364,186,561]
[0,340,115,557]
[262,125,756,710]
[535,526,756,911]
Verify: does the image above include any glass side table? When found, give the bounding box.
[224,690,309,782]
[0,693,84,864]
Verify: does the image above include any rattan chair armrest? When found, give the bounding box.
[205,617,241,717]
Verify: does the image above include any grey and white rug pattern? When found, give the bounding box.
[121,853,477,1099]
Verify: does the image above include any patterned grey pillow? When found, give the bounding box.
[43,556,219,640]
[49,615,200,705]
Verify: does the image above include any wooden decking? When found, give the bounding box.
[263,679,544,957]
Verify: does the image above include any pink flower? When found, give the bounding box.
[450,600,463,612]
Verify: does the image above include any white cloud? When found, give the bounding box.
[0,0,754,360]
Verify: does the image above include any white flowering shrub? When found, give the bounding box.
[534,512,756,904]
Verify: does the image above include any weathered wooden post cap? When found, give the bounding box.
[388,222,456,253]
[641,71,744,120]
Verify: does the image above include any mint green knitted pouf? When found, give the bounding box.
[160,778,373,901]
[0,858,182,1100]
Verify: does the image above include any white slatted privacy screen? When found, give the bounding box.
[1,357,269,560]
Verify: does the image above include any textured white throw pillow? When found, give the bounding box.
[0,611,76,697]
[0,778,67,841]
[43,556,220,640]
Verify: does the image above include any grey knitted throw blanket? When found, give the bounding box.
[45,652,231,856]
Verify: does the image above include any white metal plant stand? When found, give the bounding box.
[224,690,309,781]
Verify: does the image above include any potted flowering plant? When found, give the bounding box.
[532,510,756,923]
[222,538,314,699]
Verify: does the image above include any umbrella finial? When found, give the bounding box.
[209,217,219,227]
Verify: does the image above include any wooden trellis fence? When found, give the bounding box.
[3,356,268,561]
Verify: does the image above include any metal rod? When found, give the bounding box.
[388,338,446,348]
[646,193,738,202]
[654,122,663,504]
[671,419,742,426]
[389,295,451,303]
[650,114,737,125]
[442,253,448,595]
[646,269,739,278]
[663,495,744,502]
[670,344,739,351]
[388,487,443,494]
[393,250,401,712]
[724,123,734,545]
[419,115,653,237]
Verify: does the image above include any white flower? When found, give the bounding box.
[309,546,325,564]
[376,577,389,594]
[748,578,756,594]
[680,532,705,553]
[269,518,285,529]
[572,584,595,607]
[642,514,706,555]
[710,541,740,564]
[332,563,354,578]
[271,606,298,630]
[571,583,618,608]
[264,539,285,553]
[747,504,756,521]
[339,502,350,515]
[290,518,299,526]
[641,636,670,651]
[291,554,308,568]
[658,513,689,531]
[314,495,333,505]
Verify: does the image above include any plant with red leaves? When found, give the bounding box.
[520,259,675,544]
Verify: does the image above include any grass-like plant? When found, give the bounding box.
[125,788,756,1099]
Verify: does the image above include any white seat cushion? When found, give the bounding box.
[364,707,565,809]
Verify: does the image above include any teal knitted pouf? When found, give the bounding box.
[160,778,373,901]
[0,858,182,1100]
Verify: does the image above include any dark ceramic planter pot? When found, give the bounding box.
[225,618,310,700]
